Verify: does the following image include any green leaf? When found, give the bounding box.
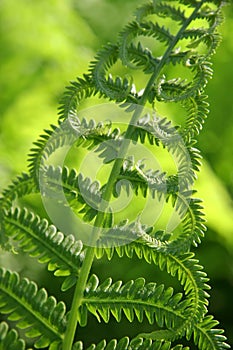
[73,336,189,350]
[0,322,25,350]
[0,268,66,347]
[58,74,95,121]
[95,228,210,339]
[81,274,185,330]
[61,275,78,292]
[4,207,84,280]
[193,316,230,350]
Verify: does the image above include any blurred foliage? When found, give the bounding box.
[0,0,233,348]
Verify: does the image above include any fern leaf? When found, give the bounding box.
[155,60,213,103]
[28,116,125,182]
[28,121,76,182]
[140,315,230,350]
[42,165,103,222]
[131,114,198,186]
[0,1,229,349]
[80,274,186,331]
[0,173,36,211]
[0,268,66,348]
[193,315,230,350]
[165,194,206,253]
[116,156,206,253]
[165,49,191,67]
[89,43,135,102]
[181,93,209,142]
[181,28,220,56]
[119,21,174,68]
[73,336,189,350]
[95,232,210,339]
[0,173,36,250]
[126,42,160,74]
[117,159,168,199]
[0,322,25,350]
[58,74,95,122]
[3,207,84,290]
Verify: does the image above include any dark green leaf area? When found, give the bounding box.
[79,274,185,330]
[0,321,26,350]
[4,207,84,281]
[73,336,189,350]
[0,268,67,348]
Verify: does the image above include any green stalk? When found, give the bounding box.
[62,3,204,349]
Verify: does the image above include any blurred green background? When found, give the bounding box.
[0,0,233,348]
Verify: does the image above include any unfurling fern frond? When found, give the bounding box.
[153,60,213,105]
[58,74,95,122]
[0,172,36,211]
[89,43,136,102]
[181,93,209,142]
[28,116,125,183]
[0,0,230,349]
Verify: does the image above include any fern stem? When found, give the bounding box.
[62,3,205,349]
[62,247,95,350]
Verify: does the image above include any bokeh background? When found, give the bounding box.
[0,0,233,348]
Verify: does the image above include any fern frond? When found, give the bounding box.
[95,232,210,339]
[58,74,95,122]
[135,1,186,24]
[194,315,230,350]
[140,315,230,350]
[95,219,162,261]
[140,251,209,339]
[80,274,186,331]
[3,207,84,291]
[43,165,102,222]
[73,337,189,350]
[0,322,26,350]
[117,158,168,199]
[28,121,76,182]
[101,181,206,255]
[124,42,160,74]
[181,28,221,57]
[165,49,190,67]
[75,121,122,154]
[0,172,36,211]
[133,115,194,184]
[0,173,36,249]
[40,165,114,227]
[28,116,125,183]
[119,20,174,68]
[0,1,229,349]
[119,159,206,253]
[0,268,66,348]
[166,193,206,253]
[155,3,187,24]
[89,43,135,102]
[156,60,213,103]
[181,93,209,142]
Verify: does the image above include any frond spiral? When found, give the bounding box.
[0,0,230,349]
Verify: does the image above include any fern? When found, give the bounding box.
[73,337,190,350]
[0,0,231,349]
[0,322,25,350]
[0,268,66,348]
